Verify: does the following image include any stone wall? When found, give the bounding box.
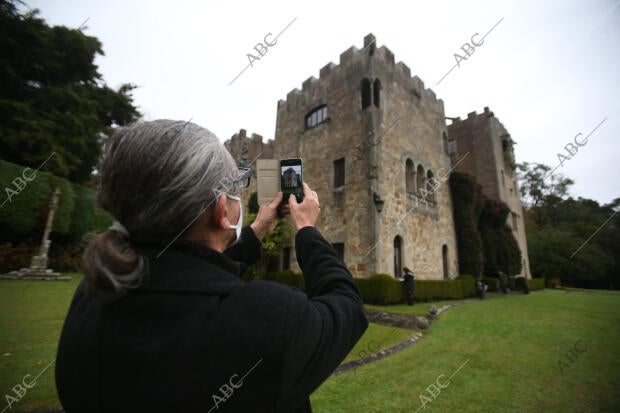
[274,34,459,279]
[447,107,531,278]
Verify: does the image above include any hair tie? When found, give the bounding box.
[109,221,130,237]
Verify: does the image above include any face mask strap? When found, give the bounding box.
[225,193,243,241]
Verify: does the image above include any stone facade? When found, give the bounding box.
[225,34,530,281]
[447,107,531,278]
[269,34,459,280]
[225,129,275,209]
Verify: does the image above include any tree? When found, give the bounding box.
[0,0,140,184]
[516,162,573,210]
[243,211,292,276]
[517,162,618,287]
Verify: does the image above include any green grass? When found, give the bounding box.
[312,289,620,412]
[365,299,475,316]
[2,278,619,412]
[342,323,417,363]
[0,273,82,412]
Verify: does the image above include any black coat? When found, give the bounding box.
[55,226,368,412]
[403,271,415,292]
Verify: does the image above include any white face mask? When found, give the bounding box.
[225,193,243,241]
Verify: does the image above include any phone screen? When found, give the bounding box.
[280,158,303,204]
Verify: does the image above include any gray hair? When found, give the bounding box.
[83,119,238,296]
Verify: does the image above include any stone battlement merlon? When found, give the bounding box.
[451,107,495,124]
[277,34,443,111]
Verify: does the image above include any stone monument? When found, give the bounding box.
[0,187,70,281]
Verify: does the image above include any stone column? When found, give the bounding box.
[1,187,69,280]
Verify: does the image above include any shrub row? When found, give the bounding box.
[246,271,545,304]
[0,159,112,243]
[528,277,545,291]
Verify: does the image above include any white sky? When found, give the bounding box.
[26,0,620,205]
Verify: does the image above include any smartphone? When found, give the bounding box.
[256,159,280,205]
[280,158,303,204]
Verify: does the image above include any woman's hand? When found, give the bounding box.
[250,191,283,240]
[289,183,320,231]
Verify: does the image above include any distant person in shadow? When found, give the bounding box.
[403,267,415,305]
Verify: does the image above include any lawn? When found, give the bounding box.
[0,273,82,413]
[312,289,620,412]
[1,277,619,412]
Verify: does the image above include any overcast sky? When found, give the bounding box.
[27,0,619,205]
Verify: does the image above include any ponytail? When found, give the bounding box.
[82,230,148,297]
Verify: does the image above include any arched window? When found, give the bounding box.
[361,79,371,109]
[442,245,449,279]
[405,159,415,194]
[416,164,425,196]
[426,170,436,201]
[394,236,403,278]
[305,105,328,129]
[373,79,381,108]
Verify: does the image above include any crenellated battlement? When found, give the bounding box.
[277,33,443,111]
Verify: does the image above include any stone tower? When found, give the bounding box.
[447,107,531,278]
[274,34,459,279]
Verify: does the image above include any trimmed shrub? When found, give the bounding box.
[529,277,545,291]
[0,159,109,242]
[456,274,476,297]
[93,206,113,233]
[0,241,38,272]
[367,274,405,304]
[51,177,75,235]
[546,278,562,288]
[49,243,83,272]
[514,277,528,290]
[414,279,464,301]
[482,276,500,292]
[0,159,53,242]
[69,185,96,239]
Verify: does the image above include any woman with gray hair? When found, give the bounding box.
[55,120,368,413]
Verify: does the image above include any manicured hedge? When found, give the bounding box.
[356,274,404,305]
[356,274,477,304]
[69,185,96,237]
[0,159,54,238]
[251,270,517,304]
[0,159,109,242]
[51,176,75,235]
[529,277,545,291]
[482,276,500,292]
[456,274,476,297]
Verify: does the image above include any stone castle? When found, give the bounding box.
[225,34,530,280]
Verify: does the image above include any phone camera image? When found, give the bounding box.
[280,159,303,204]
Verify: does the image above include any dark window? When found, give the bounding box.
[361,79,371,109]
[332,243,344,260]
[406,159,415,194]
[426,170,436,201]
[305,105,328,129]
[394,236,403,278]
[334,158,345,187]
[416,164,425,196]
[442,245,449,279]
[282,247,291,270]
[373,79,381,108]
